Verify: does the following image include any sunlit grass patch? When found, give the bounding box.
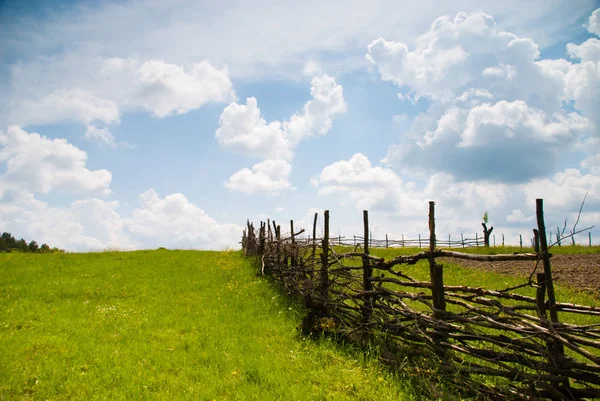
[0,250,411,400]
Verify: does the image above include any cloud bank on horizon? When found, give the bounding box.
[0,1,599,251]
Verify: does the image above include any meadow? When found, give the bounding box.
[0,250,410,400]
[1,247,598,400]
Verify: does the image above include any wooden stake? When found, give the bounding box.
[320,210,330,307]
[363,210,372,322]
[428,201,445,318]
[536,199,558,323]
[290,220,297,268]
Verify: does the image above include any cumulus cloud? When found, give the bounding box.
[506,209,534,223]
[216,72,345,161]
[217,72,345,194]
[372,11,599,183]
[385,99,590,182]
[129,59,235,118]
[567,38,600,62]
[13,89,120,126]
[586,7,600,36]
[126,190,242,249]
[224,160,293,194]
[5,58,235,129]
[366,12,568,112]
[215,98,290,160]
[0,189,243,251]
[0,125,112,197]
[521,168,600,209]
[311,153,402,211]
[0,193,134,251]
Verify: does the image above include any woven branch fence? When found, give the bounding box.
[242,199,600,400]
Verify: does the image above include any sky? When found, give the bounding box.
[1,0,600,251]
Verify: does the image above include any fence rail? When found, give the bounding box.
[241,199,600,400]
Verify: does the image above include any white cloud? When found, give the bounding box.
[126,189,242,249]
[224,160,293,195]
[13,89,120,126]
[2,0,589,83]
[521,168,600,209]
[0,126,112,197]
[366,12,567,112]
[564,59,600,126]
[312,153,403,211]
[385,100,590,182]
[0,193,134,251]
[215,97,290,160]
[0,189,244,251]
[216,73,345,161]
[131,59,235,118]
[581,153,600,174]
[4,58,235,129]
[506,209,534,223]
[586,7,600,36]
[85,125,117,148]
[284,73,347,146]
[567,38,600,62]
[373,11,599,183]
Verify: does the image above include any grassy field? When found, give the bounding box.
[0,250,411,400]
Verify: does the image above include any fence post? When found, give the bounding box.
[312,213,318,264]
[385,234,388,248]
[362,211,372,323]
[535,273,547,321]
[493,234,496,247]
[275,225,281,265]
[533,229,540,253]
[536,199,559,324]
[290,220,297,268]
[461,233,464,248]
[402,234,404,247]
[536,198,568,393]
[259,222,265,254]
[320,210,330,311]
[520,234,523,248]
[418,234,421,248]
[268,219,272,241]
[589,232,592,247]
[475,233,479,247]
[448,234,451,248]
[502,234,505,247]
[428,201,445,319]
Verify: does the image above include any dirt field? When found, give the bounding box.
[441,254,600,298]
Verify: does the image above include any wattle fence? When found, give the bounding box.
[242,199,600,400]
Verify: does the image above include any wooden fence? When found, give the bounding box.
[241,199,600,400]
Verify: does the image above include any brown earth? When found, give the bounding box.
[440,254,600,299]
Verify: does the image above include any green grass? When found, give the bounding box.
[0,250,412,401]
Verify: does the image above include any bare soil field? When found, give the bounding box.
[441,254,600,298]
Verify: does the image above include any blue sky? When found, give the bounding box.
[1,0,600,250]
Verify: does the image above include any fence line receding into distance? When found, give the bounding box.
[241,199,600,400]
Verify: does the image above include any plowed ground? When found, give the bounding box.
[440,254,600,298]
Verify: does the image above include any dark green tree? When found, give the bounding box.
[2,232,16,249]
[28,241,39,253]
[15,238,28,252]
[40,243,51,253]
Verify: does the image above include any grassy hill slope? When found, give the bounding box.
[0,250,410,400]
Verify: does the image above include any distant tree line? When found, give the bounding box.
[0,232,65,253]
